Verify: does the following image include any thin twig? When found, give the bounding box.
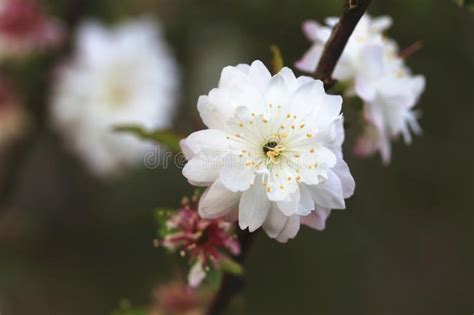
[314,0,372,88]
[399,40,423,59]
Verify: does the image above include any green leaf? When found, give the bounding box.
[454,0,474,10]
[220,256,244,276]
[110,299,147,315]
[270,45,284,74]
[114,125,181,152]
[205,268,223,289]
[111,309,146,315]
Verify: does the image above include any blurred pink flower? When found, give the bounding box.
[154,281,198,314]
[0,0,63,58]
[148,279,213,315]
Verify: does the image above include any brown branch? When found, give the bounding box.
[314,0,372,88]
[206,229,258,315]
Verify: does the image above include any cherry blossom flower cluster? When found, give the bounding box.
[178,14,425,246]
[0,0,63,59]
[296,14,425,164]
[155,194,240,287]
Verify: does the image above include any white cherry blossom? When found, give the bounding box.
[296,14,425,163]
[50,18,178,175]
[181,61,355,242]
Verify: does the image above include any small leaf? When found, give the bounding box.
[205,268,223,289]
[111,299,147,315]
[270,45,284,74]
[154,208,175,237]
[114,125,181,152]
[220,256,244,276]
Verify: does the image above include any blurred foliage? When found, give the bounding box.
[114,126,182,152]
[110,300,146,315]
[454,0,474,10]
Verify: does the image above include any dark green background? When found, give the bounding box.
[0,0,473,314]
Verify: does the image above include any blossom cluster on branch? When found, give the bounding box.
[155,194,241,288]
[297,14,425,164]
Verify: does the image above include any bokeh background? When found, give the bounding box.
[0,0,473,314]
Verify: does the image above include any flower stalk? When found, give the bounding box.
[206,229,258,315]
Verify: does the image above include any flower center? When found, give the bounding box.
[263,139,285,163]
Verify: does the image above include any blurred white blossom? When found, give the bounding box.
[296,14,425,164]
[50,18,178,175]
[181,61,355,242]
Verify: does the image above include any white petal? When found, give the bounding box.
[316,94,342,127]
[220,154,256,192]
[276,188,300,216]
[227,80,266,115]
[185,129,229,156]
[290,80,325,119]
[410,75,426,98]
[199,180,241,219]
[179,139,194,160]
[219,65,249,88]
[300,208,331,231]
[296,184,315,215]
[371,16,393,32]
[188,261,206,288]
[316,117,344,147]
[239,180,271,232]
[181,129,230,185]
[354,45,386,101]
[302,20,322,42]
[263,204,287,238]
[331,149,355,199]
[355,75,376,102]
[277,67,299,93]
[295,44,323,73]
[276,215,300,243]
[315,145,337,168]
[248,60,272,90]
[265,74,290,107]
[325,17,339,27]
[183,157,221,185]
[296,75,314,87]
[311,169,345,209]
[197,89,232,130]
